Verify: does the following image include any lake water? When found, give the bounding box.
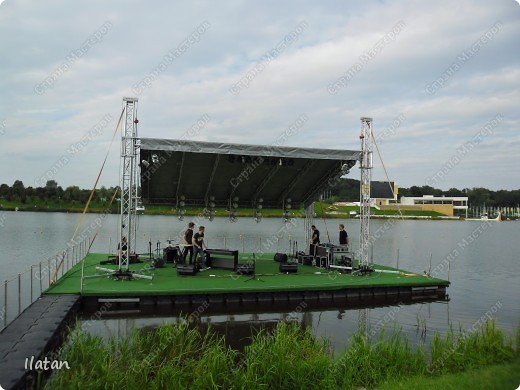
[1,211,519,353]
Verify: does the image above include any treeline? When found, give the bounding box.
[1,179,519,209]
[0,180,118,209]
[328,178,520,206]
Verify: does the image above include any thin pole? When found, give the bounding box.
[4,280,8,329]
[396,248,400,271]
[39,262,42,295]
[30,266,34,303]
[18,273,21,315]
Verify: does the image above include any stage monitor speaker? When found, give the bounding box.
[153,258,165,268]
[274,253,288,263]
[177,264,197,276]
[279,263,298,273]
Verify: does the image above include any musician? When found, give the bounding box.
[311,225,320,245]
[182,222,195,264]
[339,223,349,249]
[192,225,206,268]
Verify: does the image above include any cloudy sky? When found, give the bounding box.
[1,0,519,192]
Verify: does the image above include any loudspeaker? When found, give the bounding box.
[153,258,165,268]
[274,253,288,262]
[236,264,255,275]
[177,264,197,276]
[279,263,298,273]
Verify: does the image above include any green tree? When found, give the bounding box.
[63,186,82,203]
[12,180,26,203]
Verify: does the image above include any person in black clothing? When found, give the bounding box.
[339,224,349,248]
[311,225,320,245]
[193,226,206,268]
[182,222,195,264]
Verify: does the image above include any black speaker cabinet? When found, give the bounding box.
[236,264,255,275]
[153,258,165,268]
[274,253,288,262]
[279,263,298,273]
[163,247,178,263]
[177,264,197,276]
[300,255,313,266]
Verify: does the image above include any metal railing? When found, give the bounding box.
[1,239,89,332]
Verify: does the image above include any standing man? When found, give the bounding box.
[193,225,206,268]
[339,223,349,249]
[311,225,320,245]
[182,222,195,264]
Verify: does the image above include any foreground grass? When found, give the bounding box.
[45,320,518,389]
[378,359,520,389]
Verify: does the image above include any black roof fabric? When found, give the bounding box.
[139,138,361,209]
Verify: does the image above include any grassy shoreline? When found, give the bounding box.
[1,201,452,219]
[44,320,519,389]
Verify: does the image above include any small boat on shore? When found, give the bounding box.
[465,212,501,221]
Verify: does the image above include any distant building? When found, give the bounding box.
[400,195,468,217]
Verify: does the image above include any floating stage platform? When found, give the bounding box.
[44,253,449,311]
[2,252,449,388]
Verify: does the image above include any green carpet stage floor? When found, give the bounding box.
[44,253,449,306]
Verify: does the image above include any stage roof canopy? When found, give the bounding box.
[140,138,361,209]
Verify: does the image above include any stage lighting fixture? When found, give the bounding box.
[141,160,150,168]
[151,154,159,164]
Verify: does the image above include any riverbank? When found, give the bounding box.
[0,200,448,219]
[2,200,517,221]
[45,320,518,389]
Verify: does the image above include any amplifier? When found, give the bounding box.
[279,263,298,273]
[274,253,288,262]
[177,264,197,276]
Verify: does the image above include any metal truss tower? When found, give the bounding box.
[304,203,315,248]
[359,117,374,269]
[118,97,139,273]
[358,117,374,339]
